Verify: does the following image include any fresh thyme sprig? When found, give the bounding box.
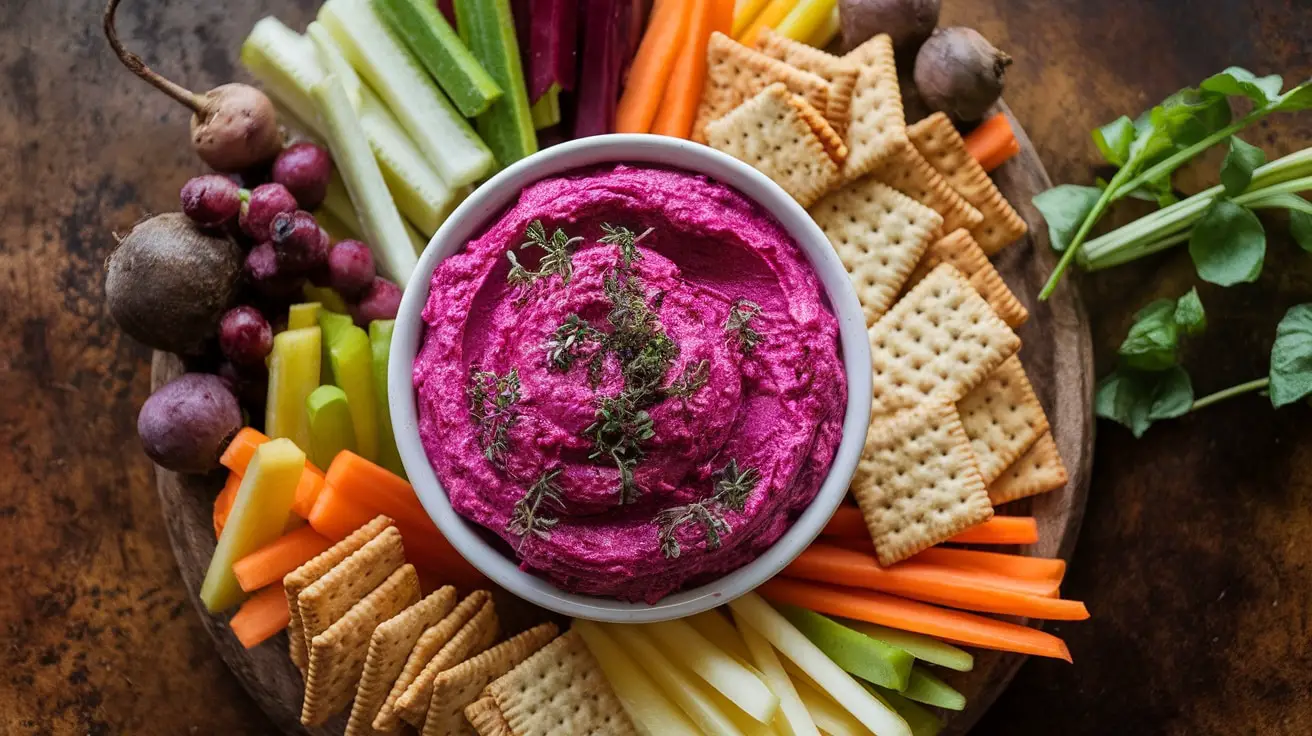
[667,360,710,398]
[546,314,604,376]
[467,367,521,467]
[506,220,582,295]
[656,459,761,559]
[506,469,563,549]
[724,299,763,354]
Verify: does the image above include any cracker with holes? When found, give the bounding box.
[298,527,406,660]
[810,177,943,326]
[422,623,560,736]
[852,399,993,565]
[465,696,513,736]
[757,30,858,135]
[867,264,1021,415]
[839,34,909,181]
[482,630,639,736]
[396,593,499,727]
[988,431,1068,505]
[957,356,1049,485]
[706,83,843,208]
[875,140,985,235]
[908,229,1028,327]
[909,112,1028,255]
[692,32,831,143]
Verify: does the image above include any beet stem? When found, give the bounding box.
[103,0,204,114]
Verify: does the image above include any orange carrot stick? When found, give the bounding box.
[213,472,241,538]
[738,0,798,46]
[964,114,1020,173]
[948,516,1039,545]
[785,544,1088,620]
[228,585,290,649]
[819,537,1060,597]
[911,547,1066,583]
[290,466,326,520]
[219,427,270,473]
[615,0,693,133]
[325,451,430,530]
[649,0,726,138]
[820,504,866,537]
[232,526,335,593]
[758,577,1073,661]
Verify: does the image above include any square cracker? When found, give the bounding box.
[957,356,1049,485]
[810,177,943,326]
[422,623,560,736]
[875,141,984,235]
[909,112,1029,255]
[375,590,491,732]
[852,399,993,566]
[705,83,842,208]
[299,527,406,661]
[302,564,422,726]
[346,586,459,736]
[484,629,639,736]
[839,34,909,181]
[909,229,1029,327]
[693,31,831,143]
[465,697,513,736]
[395,594,499,727]
[285,516,394,672]
[867,264,1021,415]
[988,431,1068,505]
[757,30,858,135]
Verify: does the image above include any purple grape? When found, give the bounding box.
[271,142,332,210]
[270,210,329,274]
[328,240,376,297]
[239,182,298,241]
[219,306,273,366]
[350,277,403,327]
[137,373,241,473]
[180,175,242,228]
[244,242,304,299]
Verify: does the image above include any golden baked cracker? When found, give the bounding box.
[810,177,943,326]
[285,516,394,672]
[757,30,857,134]
[839,34,909,181]
[395,595,499,728]
[956,356,1050,485]
[788,94,848,164]
[422,624,560,736]
[374,590,491,732]
[867,264,1020,415]
[302,564,422,726]
[705,84,842,208]
[908,112,1028,255]
[485,630,639,736]
[692,31,831,143]
[851,400,994,566]
[464,697,513,736]
[346,586,459,736]
[299,526,406,659]
[988,432,1068,505]
[909,229,1029,327]
[875,142,984,235]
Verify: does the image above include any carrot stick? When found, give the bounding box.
[785,544,1088,620]
[822,507,1039,545]
[219,427,270,473]
[820,537,1061,597]
[615,0,693,133]
[964,114,1020,173]
[213,472,241,538]
[232,526,335,593]
[737,0,798,46]
[228,585,290,649]
[325,451,429,530]
[910,547,1066,583]
[649,0,726,138]
[820,504,866,537]
[758,577,1073,662]
[290,466,326,519]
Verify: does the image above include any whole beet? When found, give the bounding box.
[271,143,332,209]
[137,373,242,473]
[914,27,1012,122]
[839,0,940,52]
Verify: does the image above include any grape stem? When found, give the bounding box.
[103,0,204,114]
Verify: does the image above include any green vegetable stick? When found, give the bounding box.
[306,385,358,468]
[530,85,562,130]
[321,170,365,239]
[778,605,915,691]
[306,21,362,110]
[287,302,322,331]
[454,0,538,168]
[241,19,327,138]
[302,283,351,315]
[320,313,380,462]
[374,0,503,117]
[898,667,966,711]
[839,619,974,672]
[265,326,322,453]
[358,85,458,236]
[369,320,407,478]
[314,207,359,244]
[868,686,943,736]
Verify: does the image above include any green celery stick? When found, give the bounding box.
[306,385,358,468]
[374,0,503,117]
[288,302,322,330]
[839,619,975,672]
[454,0,538,168]
[778,605,914,691]
[530,85,561,130]
[265,327,322,454]
[898,667,965,711]
[869,686,942,736]
[369,320,406,478]
[320,312,379,462]
[302,283,350,315]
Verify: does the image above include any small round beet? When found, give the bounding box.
[327,240,376,297]
[350,277,403,327]
[271,142,332,209]
[180,174,242,228]
[137,373,242,473]
[239,182,298,241]
[218,306,273,366]
[270,210,330,274]
[244,242,304,299]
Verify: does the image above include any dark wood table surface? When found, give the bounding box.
[3,1,1310,733]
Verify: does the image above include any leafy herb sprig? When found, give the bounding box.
[507,220,582,295]
[656,460,761,559]
[506,469,563,549]
[467,367,521,466]
[724,299,763,354]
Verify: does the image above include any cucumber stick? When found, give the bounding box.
[312,74,417,282]
[320,0,493,187]
[306,21,362,110]
[368,320,407,478]
[319,313,380,463]
[454,0,538,168]
[359,85,456,237]
[306,385,358,468]
[374,0,502,117]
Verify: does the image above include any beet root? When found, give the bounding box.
[913,27,1012,122]
[138,373,242,473]
[839,0,940,52]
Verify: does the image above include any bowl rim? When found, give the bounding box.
[389,134,872,622]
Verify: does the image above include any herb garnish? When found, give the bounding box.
[724,299,763,354]
[667,360,710,399]
[656,460,761,559]
[506,469,563,549]
[506,220,582,295]
[467,367,521,466]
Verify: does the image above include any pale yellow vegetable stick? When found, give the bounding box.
[732,0,772,37]
[702,684,780,736]
[774,0,837,43]
[573,620,701,736]
[806,4,840,48]
[265,326,322,452]
[641,618,779,723]
[787,672,867,736]
[686,609,752,662]
[737,0,798,45]
[735,613,819,736]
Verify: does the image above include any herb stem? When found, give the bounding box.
[1112,108,1269,199]
[1039,166,1136,300]
[1191,378,1269,411]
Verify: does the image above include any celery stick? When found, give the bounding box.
[306,384,358,468]
[306,21,362,110]
[358,85,456,236]
[303,284,351,315]
[839,620,974,672]
[241,18,328,139]
[287,302,322,330]
[530,85,561,130]
[265,326,322,452]
[454,0,538,167]
[369,320,406,478]
[898,668,965,711]
[320,314,380,462]
[779,606,914,691]
[374,0,503,117]
[311,74,418,282]
[320,0,493,187]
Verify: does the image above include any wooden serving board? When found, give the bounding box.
[152,105,1093,736]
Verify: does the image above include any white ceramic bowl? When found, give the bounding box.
[390,134,872,622]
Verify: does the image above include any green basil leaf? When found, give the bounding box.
[1273,80,1312,111]
[1270,304,1312,407]
[1188,200,1266,286]
[1033,185,1102,252]
[1173,287,1207,335]
[1096,366,1194,437]
[1093,116,1135,167]
[1292,210,1312,253]
[1219,136,1267,196]
[1200,66,1285,107]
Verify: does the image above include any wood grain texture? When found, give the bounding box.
[2,0,1310,735]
